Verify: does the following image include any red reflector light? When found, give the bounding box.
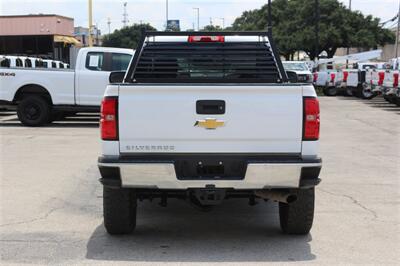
[378,71,385,86]
[330,73,336,83]
[343,71,349,82]
[188,36,225,42]
[313,72,318,83]
[393,73,399,87]
[303,97,320,141]
[101,97,118,140]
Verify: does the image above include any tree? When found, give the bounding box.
[102,23,156,49]
[231,0,395,60]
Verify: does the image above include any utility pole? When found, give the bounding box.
[346,0,352,68]
[193,8,200,31]
[107,17,111,35]
[166,0,169,30]
[122,2,129,28]
[396,0,400,58]
[88,0,93,47]
[220,18,225,29]
[210,17,213,26]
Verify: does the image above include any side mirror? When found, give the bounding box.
[109,71,126,83]
[286,71,298,83]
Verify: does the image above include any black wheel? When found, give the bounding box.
[345,87,353,96]
[360,84,376,99]
[322,87,337,96]
[279,188,315,235]
[103,186,137,235]
[17,95,51,126]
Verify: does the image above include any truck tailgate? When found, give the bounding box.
[118,85,303,154]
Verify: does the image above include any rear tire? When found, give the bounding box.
[360,84,376,99]
[279,188,315,235]
[345,87,353,96]
[103,186,137,235]
[323,87,337,96]
[17,95,51,126]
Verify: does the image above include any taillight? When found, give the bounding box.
[188,36,225,42]
[343,71,349,82]
[313,72,318,83]
[330,73,336,83]
[378,72,385,86]
[303,97,320,141]
[393,73,399,87]
[100,96,118,140]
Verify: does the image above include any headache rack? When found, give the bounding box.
[125,31,288,84]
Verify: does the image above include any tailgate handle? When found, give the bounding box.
[196,100,225,115]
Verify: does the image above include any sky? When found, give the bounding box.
[0,0,398,34]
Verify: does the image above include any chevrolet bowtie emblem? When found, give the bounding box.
[194,118,225,129]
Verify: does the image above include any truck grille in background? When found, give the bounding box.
[133,42,281,83]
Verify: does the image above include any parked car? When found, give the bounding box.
[313,70,338,96]
[282,61,313,83]
[314,62,386,98]
[98,31,322,235]
[381,69,400,106]
[0,47,135,126]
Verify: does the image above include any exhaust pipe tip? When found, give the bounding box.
[255,190,298,204]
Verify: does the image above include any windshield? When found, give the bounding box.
[283,62,309,71]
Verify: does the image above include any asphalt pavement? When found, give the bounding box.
[0,96,399,265]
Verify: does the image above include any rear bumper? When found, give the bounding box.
[98,154,322,189]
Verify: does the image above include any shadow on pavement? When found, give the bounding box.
[0,113,99,128]
[86,199,315,263]
[335,96,400,113]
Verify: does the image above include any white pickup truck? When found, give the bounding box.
[282,61,313,83]
[0,47,134,126]
[98,31,322,235]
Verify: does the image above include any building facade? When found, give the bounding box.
[74,26,102,47]
[0,14,80,63]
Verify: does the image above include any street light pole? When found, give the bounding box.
[315,0,319,62]
[346,0,352,68]
[396,0,400,58]
[193,8,200,31]
[88,0,93,47]
[166,0,169,30]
